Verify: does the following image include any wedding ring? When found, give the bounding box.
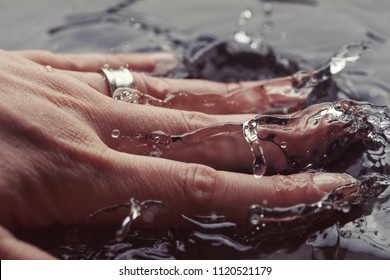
[99,65,136,97]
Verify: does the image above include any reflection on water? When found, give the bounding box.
[7,0,390,259]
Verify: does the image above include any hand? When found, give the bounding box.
[14,50,312,115]
[0,50,356,259]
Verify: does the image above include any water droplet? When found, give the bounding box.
[341,205,351,213]
[111,129,120,139]
[280,142,287,149]
[237,9,252,26]
[44,65,54,73]
[249,214,260,225]
[133,22,142,29]
[263,2,272,14]
[149,150,162,157]
[234,31,252,44]
[253,159,266,178]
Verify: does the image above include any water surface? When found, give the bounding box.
[2,0,390,259]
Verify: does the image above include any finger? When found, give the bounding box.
[13,50,178,74]
[64,70,261,97]
[99,151,358,226]
[15,50,308,114]
[85,98,255,171]
[132,73,265,98]
[70,70,308,114]
[91,97,216,133]
[14,50,261,96]
[0,225,56,259]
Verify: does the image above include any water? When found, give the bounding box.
[111,42,369,115]
[83,198,164,242]
[244,99,390,177]
[3,0,390,259]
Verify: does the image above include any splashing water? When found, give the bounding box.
[243,99,390,177]
[83,198,164,242]
[112,98,390,181]
[234,9,254,45]
[316,41,371,78]
[306,177,390,259]
[233,0,274,50]
[112,42,369,115]
[30,0,390,260]
[179,173,390,250]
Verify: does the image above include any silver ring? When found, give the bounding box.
[112,87,143,104]
[99,65,136,97]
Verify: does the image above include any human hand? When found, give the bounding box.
[0,50,356,259]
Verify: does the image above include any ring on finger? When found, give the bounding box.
[99,65,136,97]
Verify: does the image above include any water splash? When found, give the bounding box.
[233,0,273,49]
[234,9,254,44]
[112,98,390,179]
[112,42,368,115]
[180,173,389,248]
[243,99,390,177]
[83,198,164,242]
[146,123,242,147]
[247,173,389,225]
[307,183,390,259]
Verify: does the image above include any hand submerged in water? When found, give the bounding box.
[0,50,356,259]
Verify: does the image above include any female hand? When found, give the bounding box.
[0,50,355,258]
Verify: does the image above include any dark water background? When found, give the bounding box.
[1,0,390,259]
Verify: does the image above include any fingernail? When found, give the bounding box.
[149,52,178,75]
[313,173,356,192]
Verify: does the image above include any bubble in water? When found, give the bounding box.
[111,129,120,139]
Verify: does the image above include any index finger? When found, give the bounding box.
[102,150,357,226]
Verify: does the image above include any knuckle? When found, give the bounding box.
[179,164,219,208]
[27,50,53,63]
[137,74,170,96]
[226,82,244,92]
[180,110,217,132]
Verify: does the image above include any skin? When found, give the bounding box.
[0,50,356,259]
